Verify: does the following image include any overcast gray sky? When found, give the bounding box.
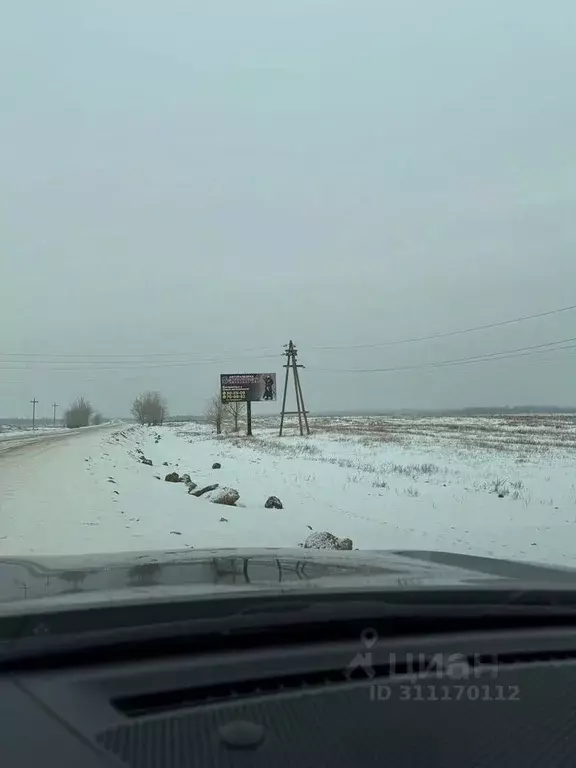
[1,0,575,418]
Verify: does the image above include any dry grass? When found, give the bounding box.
[264,414,576,455]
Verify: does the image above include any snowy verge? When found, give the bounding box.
[0,419,575,567]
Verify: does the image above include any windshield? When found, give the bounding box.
[1,1,575,578]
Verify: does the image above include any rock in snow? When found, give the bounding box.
[141,458,153,466]
[210,487,240,506]
[165,472,180,483]
[212,462,222,469]
[304,531,353,550]
[264,496,283,509]
[179,473,192,485]
[192,483,219,498]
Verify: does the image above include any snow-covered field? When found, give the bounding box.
[1,415,576,567]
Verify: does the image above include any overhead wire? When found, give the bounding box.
[0,352,281,372]
[2,303,575,361]
[1,303,575,385]
[311,303,576,350]
[309,336,576,374]
[0,346,279,361]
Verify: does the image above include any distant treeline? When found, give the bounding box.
[415,406,576,416]
[159,407,576,421]
[315,406,576,417]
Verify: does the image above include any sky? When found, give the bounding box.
[1,0,575,418]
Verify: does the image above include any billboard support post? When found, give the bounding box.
[246,401,252,436]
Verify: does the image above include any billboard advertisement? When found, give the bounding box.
[220,373,277,403]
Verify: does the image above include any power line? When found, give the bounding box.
[0,345,279,361]
[2,337,575,387]
[2,303,575,361]
[4,342,573,386]
[310,336,576,374]
[311,303,576,350]
[0,353,280,371]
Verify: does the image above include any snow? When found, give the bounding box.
[0,426,69,441]
[1,416,576,567]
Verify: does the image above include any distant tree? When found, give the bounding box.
[205,393,226,435]
[91,412,103,425]
[64,397,93,429]
[131,391,168,426]
[224,400,246,432]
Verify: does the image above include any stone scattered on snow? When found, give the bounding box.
[264,495,283,509]
[141,457,153,466]
[186,481,198,493]
[165,472,180,483]
[210,487,239,506]
[192,483,219,498]
[220,517,228,523]
[304,531,353,550]
[179,473,192,485]
[212,462,222,469]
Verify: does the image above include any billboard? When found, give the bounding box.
[220,373,277,403]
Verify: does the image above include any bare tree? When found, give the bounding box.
[131,394,146,425]
[224,400,246,432]
[64,397,93,429]
[205,394,226,435]
[131,391,168,426]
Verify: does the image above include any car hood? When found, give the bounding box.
[1,547,576,611]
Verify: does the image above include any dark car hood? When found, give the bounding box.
[1,547,575,613]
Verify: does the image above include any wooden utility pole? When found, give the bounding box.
[30,398,38,431]
[279,340,310,436]
[52,402,58,427]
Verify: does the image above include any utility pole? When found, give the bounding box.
[52,402,58,427]
[279,340,310,437]
[30,398,38,431]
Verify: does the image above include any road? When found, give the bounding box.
[0,423,121,456]
[0,422,128,556]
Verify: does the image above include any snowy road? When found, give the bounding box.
[0,424,122,554]
[0,425,110,455]
[1,418,575,566]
